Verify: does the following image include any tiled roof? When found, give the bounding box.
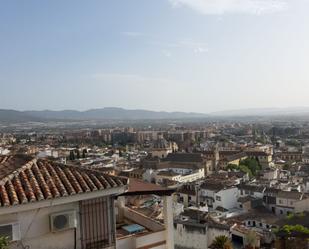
[226,152,247,161]
[157,170,180,177]
[0,155,127,207]
[123,178,174,196]
[246,151,270,157]
[238,184,266,193]
[164,153,204,163]
[277,191,306,200]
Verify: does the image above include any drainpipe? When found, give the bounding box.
[163,195,175,249]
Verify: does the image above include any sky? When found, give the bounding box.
[0,0,309,113]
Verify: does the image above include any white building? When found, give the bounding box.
[199,181,239,211]
[0,155,127,249]
[174,209,230,249]
[0,156,175,249]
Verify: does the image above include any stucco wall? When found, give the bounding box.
[174,224,207,249]
[213,188,238,210]
[207,227,230,247]
[0,202,81,249]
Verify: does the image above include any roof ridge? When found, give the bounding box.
[0,158,36,185]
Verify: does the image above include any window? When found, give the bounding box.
[259,223,263,227]
[279,199,283,204]
[80,197,115,249]
[216,196,221,201]
[0,225,13,240]
[280,210,283,215]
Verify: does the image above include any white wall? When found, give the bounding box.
[0,202,81,249]
[174,223,230,249]
[174,224,207,249]
[213,188,238,210]
[207,227,230,247]
[117,231,166,249]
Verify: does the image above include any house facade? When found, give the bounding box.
[0,155,127,249]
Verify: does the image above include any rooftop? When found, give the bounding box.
[163,153,204,163]
[0,155,127,207]
[123,178,175,196]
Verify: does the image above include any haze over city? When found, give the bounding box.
[2,2,309,249]
[1,0,309,113]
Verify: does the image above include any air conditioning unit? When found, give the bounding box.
[0,223,21,241]
[50,210,77,232]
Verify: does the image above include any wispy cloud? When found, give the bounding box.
[168,0,288,15]
[121,31,144,37]
[151,39,209,54]
[122,32,208,55]
[91,73,178,85]
[177,40,209,53]
[162,50,172,57]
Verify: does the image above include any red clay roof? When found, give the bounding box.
[124,178,174,196]
[0,155,127,207]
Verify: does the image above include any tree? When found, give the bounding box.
[0,236,9,249]
[239,158,261,176]
[211,235,233,249]
[227,164,253,178]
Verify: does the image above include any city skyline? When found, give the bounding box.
[1,0,309,113]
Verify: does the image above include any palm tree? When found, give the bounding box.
[211,235,233,249]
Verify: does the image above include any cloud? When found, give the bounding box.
[121,31,144,37]
[91,73,178,85]
[152,39,209,54]
[122,32,208,54]
[178,40,209,53]
[168,0,288,15]
[162,50,172,57]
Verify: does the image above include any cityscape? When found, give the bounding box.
[1,1,309,249]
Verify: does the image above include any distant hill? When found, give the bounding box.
[0,109,43,123]
[211,107,309,117]
[2,107,309,124]
[0,107,208,123]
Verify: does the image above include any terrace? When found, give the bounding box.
[115,178,175,249]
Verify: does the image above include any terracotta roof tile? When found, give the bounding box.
[0,155,127,207]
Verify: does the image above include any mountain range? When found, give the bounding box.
[0,107,207,123]
[2,107,309,123]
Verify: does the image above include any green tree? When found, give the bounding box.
[240,158,261,176]
[0,236,9,249]
[227,164,253,178]
[211,235,233,249]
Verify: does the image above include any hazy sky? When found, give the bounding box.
[0,0,309,113]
